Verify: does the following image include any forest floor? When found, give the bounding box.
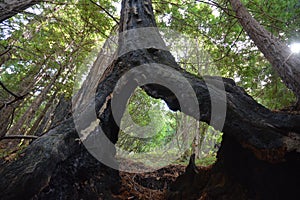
[114,158,214,200]
[0,139,216,200]
[114,161,187,200]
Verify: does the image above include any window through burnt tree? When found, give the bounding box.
[0,0,299,199]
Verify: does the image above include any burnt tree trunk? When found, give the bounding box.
[0,0,41,22]
[0,0,299,200]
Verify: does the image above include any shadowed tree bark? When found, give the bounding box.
[0,0,41,22]
[0,0,299,199]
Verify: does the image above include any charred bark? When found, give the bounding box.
[0,0,299,200]
[0,0,41,22]
[0,117,120,200]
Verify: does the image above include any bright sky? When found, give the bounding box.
[113,1,121,15]
[290,42,300,54]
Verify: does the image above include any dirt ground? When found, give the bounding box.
[114,160,187,200]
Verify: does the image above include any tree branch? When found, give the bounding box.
[0,135,38,140]
[89,0,119,25]
[0,81,19,98]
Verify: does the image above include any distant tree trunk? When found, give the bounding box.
[0,103,16,137]
[230,0,300,109]
[26,92,57,136]
[191,121,200,158]
[198,123,207,157]
[0,1,299,200]
[33,97,57,136]
[0,80,28,138]
[0,0,41,22]
[6,67,61,136]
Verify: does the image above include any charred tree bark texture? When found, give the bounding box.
[0,0,299,199]
[0,0,41,22]
[102,45,300,199]
[230,0,300,108]
[0,118,120,200]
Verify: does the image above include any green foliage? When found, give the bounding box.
[116,88,222,165]
[153,0,298,109]
[1,0,298,163]
[117,88,177,153]
[1,0,118,134]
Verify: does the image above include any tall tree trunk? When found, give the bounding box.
[0,103,16,137]
[0,1,299,200]
[191,121,200,159]
[6,67,61,136]
[229,0,300,108]
[26,92,57,136]
[0,0,41,22]
[0,81,28,138]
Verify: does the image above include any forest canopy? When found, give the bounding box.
[0,0,300,199]
[1,0,299,137]
[1,0,299,163]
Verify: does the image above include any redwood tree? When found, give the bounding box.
[230,0,300,109]
[0,0,299,200]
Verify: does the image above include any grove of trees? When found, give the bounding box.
[0,0,299,199]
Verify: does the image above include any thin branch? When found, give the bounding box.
[0,92,29,111]
[212,27,244,63]
[89,0,119,25]
[0,46,12,57]
[0,135,38,140]
[230,27,244,49]
[195,0,238,19]
[0,81,19,98]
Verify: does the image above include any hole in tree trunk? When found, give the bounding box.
[115,87,223,172]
